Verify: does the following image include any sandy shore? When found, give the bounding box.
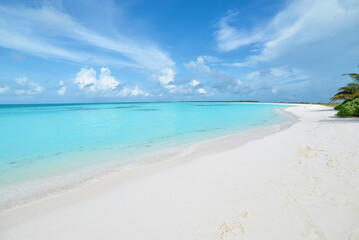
[1,104,359,240]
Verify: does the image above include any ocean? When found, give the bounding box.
[0,102,288,209]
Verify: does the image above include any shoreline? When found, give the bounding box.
[1,104,358,239]
[0,106,294,212]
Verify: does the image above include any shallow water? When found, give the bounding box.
[0,102,288,206]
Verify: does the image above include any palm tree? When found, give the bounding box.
[331,73,359,102]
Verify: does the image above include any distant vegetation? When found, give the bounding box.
[276,102,340,107]
[181,100,260,103]
[331,69,359,117]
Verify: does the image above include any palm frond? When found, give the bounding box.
[332,71,359,102]
[343,73,359,83]
[348,91,359,99]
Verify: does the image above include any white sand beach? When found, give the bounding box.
[0,104,358,240]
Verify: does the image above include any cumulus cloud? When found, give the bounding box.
[169,79,206,95]
[74,67,120,93]
[154,68,176,90]
[0,86,9,94]
[184,57,211,75]
[74,67,149,97]
[151,71,207,96]
[190,79,200,87]
[14,77,43,95]
[57,81,66,95]
[116,86,149,97]
[129,86,149,97]
[196,88,206,94]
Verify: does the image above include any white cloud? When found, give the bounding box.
[0,5,174,71]
[74,67,149,97]
[215,11,263,52]
[184,57,211,75]
[154,68,176,90]
[117,86,149,97]
[222,62,248,67]
[246,67,307,80]
[74,68,97,89]
[74,67,120,93]
[152,74,204,95]
[184,57,247,94]
[197,88,206,94]
[253,0,359,62]
[0,86,9,94]
[200,55,221,63]
[14,77,43,95]
[117,87,131,97]
[94,68,120,92]
[58,81,66,95]
[15,76,28,85]
[215,0,359,62]
[130,86,149,97]
[190,80,200,87]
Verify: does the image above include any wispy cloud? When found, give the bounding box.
[0,86,9,94]
[243,66,309,99]
[199,55,222,63]
[246,67,307,80]
[215,11,263,52]
[184,57,250,94]
[215,0,359,62]
[14,77,43,95]
[0,5,174,71]
[221,62,248,67]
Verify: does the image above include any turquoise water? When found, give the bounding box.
[0,102,287,190]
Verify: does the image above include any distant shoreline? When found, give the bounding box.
[0,100,260,106]
[0,100,341,107]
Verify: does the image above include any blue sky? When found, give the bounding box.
[0,0,358,103]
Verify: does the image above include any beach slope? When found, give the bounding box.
[1,105,359,240]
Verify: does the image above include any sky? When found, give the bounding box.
[0,0,358,104]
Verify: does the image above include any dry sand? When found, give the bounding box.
[0,104,359,240]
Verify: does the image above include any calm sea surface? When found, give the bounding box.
[0,102,288,207]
